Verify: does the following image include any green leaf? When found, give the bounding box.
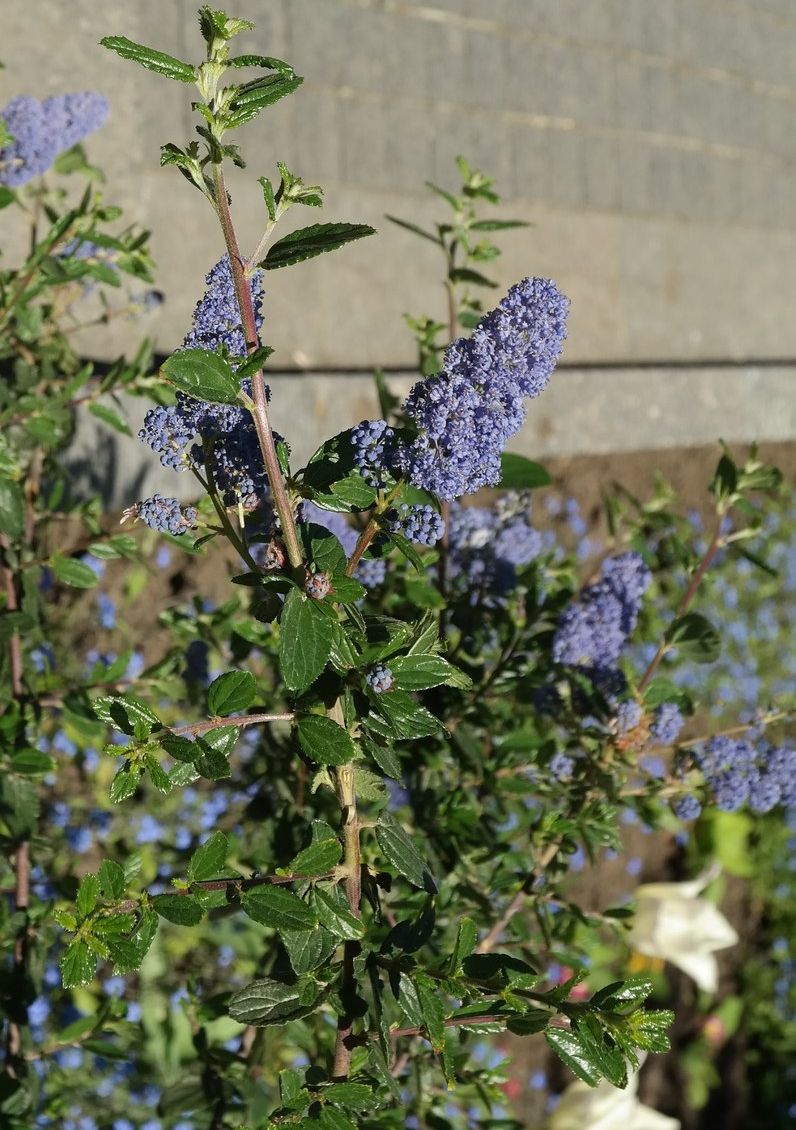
[372,690,441,739]
[76,874,101,919]
[234,345,275,380]
[413,973,446,1052]
[571,1014,628,1087]
[388,654,471,691]
[448,917,478,975]
[10,749,55,775]
[161,349,239,404]
[0,480,24,538]
[50,554,99,589]
[499,453,551,490]
[545,1026,603,1087]
[152,894,205,926]
[241,885,317,932]
[506,1009,549,1035]
[100,36,196,81]
[263,222,375,269]
[376,813,436,892]
[98,860,126,900]
[590,976,653,1011]
[279,589,333,693]
[93,695,160,735]
[449,266,497,288]
[188,830,228,882]
[281,926,332,974]
[297,715,356,767]
[665,612,721,663]
[228,976,317,1026]
[226,72,304,128]
[384,215,442,245]
[287,833,342,877]
[312,886,364,941]
[323,1082,375,1111]
[109,766,141,804]
[470,218,529,231]
[207,670,256,716]
[88,402,132,436]
[364,738,402,780]
[61,941,97,988]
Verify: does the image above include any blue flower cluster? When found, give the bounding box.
[553,552,651,676]
[690,736,796,814]
[385,503,444,546]
[392,277,569,499]
[183,255,265,356]
[650,702,684,745]
[447,496,544,599]
[366,664,394,694]
[351,419,395,489]
[300,502,386,588]
[137,257,270,507]
[128,494,197,536]
[0,92,108,187]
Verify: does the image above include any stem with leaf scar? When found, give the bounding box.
[211,163,303,571]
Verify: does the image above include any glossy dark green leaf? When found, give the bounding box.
[100,36,196,82]
[98,859,126,900]
[287,833,342,877]
[372,690,441,740]
[263,222,375,269]
[297,714,356,767]
[226,72,304,128]
[161,349,239,404]
[389,654,471,691]
[187,830,228,882]
[279,589,333,693]
[312,886,364,941]
[545,1026,603,1086]
[207,670,256,716]
[241,885,317,931]
[152,894,205,926]
[76,874,101,919]
[228,976,317,1026]
[376,813,436,892]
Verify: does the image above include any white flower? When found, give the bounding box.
[628,867,738,994]
[548,1061,680,1130]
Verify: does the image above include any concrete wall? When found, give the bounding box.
[3,0,795,479]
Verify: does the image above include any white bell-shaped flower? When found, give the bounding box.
[549,1059,680,1130]
[628,868,738,994]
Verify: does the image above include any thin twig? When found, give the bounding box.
[168,712,293,739]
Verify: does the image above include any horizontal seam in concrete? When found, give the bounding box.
[346,0,796,102]
[308,80,795,166]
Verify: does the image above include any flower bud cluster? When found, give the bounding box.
[366,664,394,694]
[385,503,444,546]
[0,92,108,186]
[304,571,332,600]
[351,420,396,489]
[128,494,197,537]
[447,496,544,600]
[687,736,796,814]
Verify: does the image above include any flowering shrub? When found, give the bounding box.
[0,8,792,1130]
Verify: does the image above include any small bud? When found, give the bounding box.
[305,571,332,600]
[263,540,286,571]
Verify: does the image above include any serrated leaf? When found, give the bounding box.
[323,1082,376,1111]
[100,36,196,81]
[297,715,356,767]
[226,72,304,127]
[50,554,99,589]
[10,749,55,775]
[93,695,160,735]
[207,670,256,716]
[61,941,97,988]
[449,917,478,974]
[228,977,317,1026]
[312,886,364,941]
[372,690,441,740]
[263,222,375,269]
[188,830,228,882]
[287,834,342,877]
[388,654,471,691]
[76,874,101,919]
[109,766,141,804]
[161,349,239,404]
[98,859,126,900]
[506,1009,550,1035]
[364,738,402,780]
[241,885,317,931]
[499,453,551,490]
[376,813,435,892]
[279,589,333,693]
[545,1026,603,1086]
[281,926,328,974]
[152,894,205,926]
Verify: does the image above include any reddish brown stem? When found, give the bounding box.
[332,752,362,1079]
[212,165,303,570]
[169,712,293,739]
